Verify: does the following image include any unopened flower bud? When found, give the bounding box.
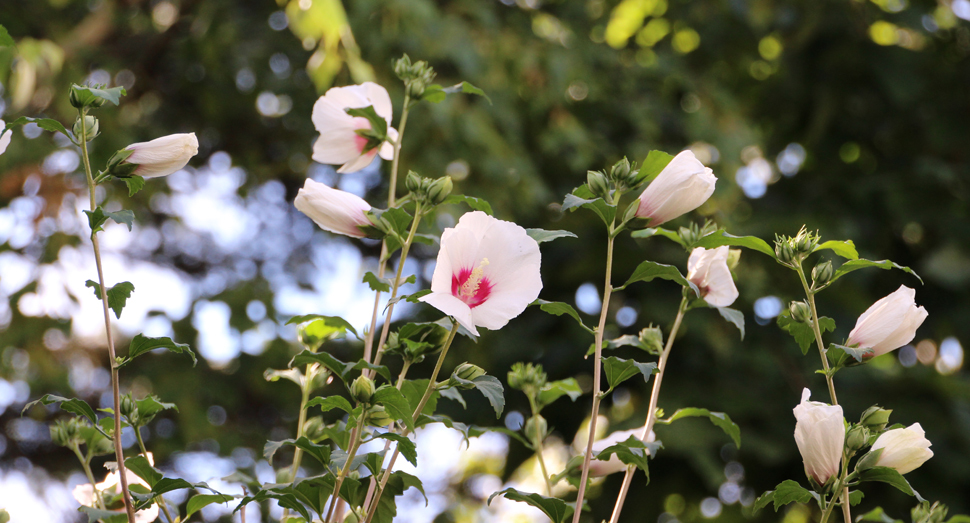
[859,406,892,431]
[913,501,949,523]
[812,260,834,286]
[120,394,137,419]
[587,170,611,200]
[845,424,869,452]
[73,115,99,142]
[507,362,547,394]
[427,176,453,205]
[790,301,812,323]
[609,157,633,185]
[775,238,796,265]
[120,133,199,178]
[50,420,76,447]
[406,171,422,193]
[303,416,326,441]
[678,226,699,246]
[365,405,393,427]
[638,325,664,355]
[525,415,548,442]
[393,55,413,80]
[350,375,376,404]
[454,362,486,382]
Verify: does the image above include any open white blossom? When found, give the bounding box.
[294,178,372,238]
[311,82,398,173]
[793,388,844,485]
[420,211,542,336]
[871,423,933,474]
[124,133,199,178]
[847,285,928,357]
[635,150,716,225]
[687,246,738,307]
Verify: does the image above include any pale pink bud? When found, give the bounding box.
[124,133,199,178]
[847,285,928,357]
[311,82,398,173]
[793,388,844,485]
[871,423,933,474]
[635,150,717,226]
[687,246,739,307]
[294,179,372,238]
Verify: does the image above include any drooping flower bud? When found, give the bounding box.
[790,301,812,323]
[638,325,664,355]
[793,388,844,486]
[587,170,611,200]
[350,375,376,404]
[120,133,199,178]
[859,405,893,431]
[847,285,928,357]
[812,260,834,286]
[73,115,99,143]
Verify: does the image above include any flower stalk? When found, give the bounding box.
[527,394,554,496]
[77,108,138,523]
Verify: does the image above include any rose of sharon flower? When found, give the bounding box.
[419,211,542,336]
[635,150,716,226]
[294,178,372,238]
[793,388,844,485]
[870,423,933,474]
[123,133,199,178]
[687,246,738,307]
[73,453,159,523]
[847,285,928,357]
[589,425,656,476]
[311,82,399,173]
[0,120,11,155]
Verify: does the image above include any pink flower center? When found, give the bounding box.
[452,258,492,308]
[354,133,370,153]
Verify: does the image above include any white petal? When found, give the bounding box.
[0,120,11,155]
[361,81,394,122]
[294,179,371,238]
[419,292,478,336]
[311,125,362,165]
[336,149,379,173]
[126,133,199,178]
[636,150,716,225]
[378,127,399,160]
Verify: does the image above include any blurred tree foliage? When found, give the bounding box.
[1,0,969,521]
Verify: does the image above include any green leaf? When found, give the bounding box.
[533,299,594,334]
[78,506,127,523]
[305,395,354,414]
[536,378,582,409]
[82,207,134,237]
[363,272,392,293]
[264,368,304,387]
[629,227,685,246]
[471,375,505,418]
[562,193,616,227]
[22,394,98,425]
[290,350,392,383]
[661,407,741,448]
[373,432,418,466]
[401,379,438,416]
[125,455,163,488]
[186,494,236,520]
[423,81,492,104]
[777,311,836,355]
[0,24,15,47]
[849,490,864,506]
[370,471,427,523]
[595,435,658,476]
[692,230,776,258]
[754,480,815,512]
[441,194,493,214]
[346,105,387,143]
[488,488,573,523]
[123,175,146,197]
[526,228,577,244]
[827,343,874,368]
[603,356,658,392]
[637,150,675,185]
[85,280,135,319]
[616,260,699,296]
[856,507,903,523]
[416,413,486,444]
[815,240,859,260]
[122,334,196,367]
[86,85,127,106]
[135,395,178,419]
[831,259,923,285]
[285,314,358,338]
[438,386,466,408]
[373,385,415,432]
[858,466,923,500]
[716,307,745,340]
[2,116,71,140]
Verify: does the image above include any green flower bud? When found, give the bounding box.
[678,226,699,247]
[587,170,611,200]
[774,238,796,265]
[365,405,393,427]
[406,171,422,193]
[812,260,834,286]
[350,375,376,404]
[854,447,882,472]
[50,421,71,447]
[792,227,818,255]
[859,405,892,431]
[120,394,137,420]
[507,362,548,393]
[91,433,115,455]
[638,325,664,355]
[913,501,949,523]
[845,424,869,452]
[73,115,99,142]
[790,301,812,323]
[393,55,413,80]
[454,362,486,383]
[303,416,327,441]
[609,157,633,185]
[524,414,548,443]
[427,176,453,205]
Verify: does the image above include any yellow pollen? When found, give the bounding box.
[460,258,489,297]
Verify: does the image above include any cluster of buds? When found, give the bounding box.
[609,157,639,190]
[406,171,453,206]
[677,220,718,247]
[774,226,820,266]
[507,362,548,397]
[638,325,664,355]
[50,418,84,448]
[394,54,436,99]
[913,501,951,523]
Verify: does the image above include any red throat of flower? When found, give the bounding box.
[452,258,492,308]
[354,133,370,153]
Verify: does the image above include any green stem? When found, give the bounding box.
[287,366,315,482]
[572,229,617,523]
[78,109,137,523]
[324,415,366,523]
[609,295,689,523]
[819,493,838,523]
[370,204,423,370]
[363,323,460,523]
[134,425,174,523]
[71,444,105,510]
[527,395,554,496]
